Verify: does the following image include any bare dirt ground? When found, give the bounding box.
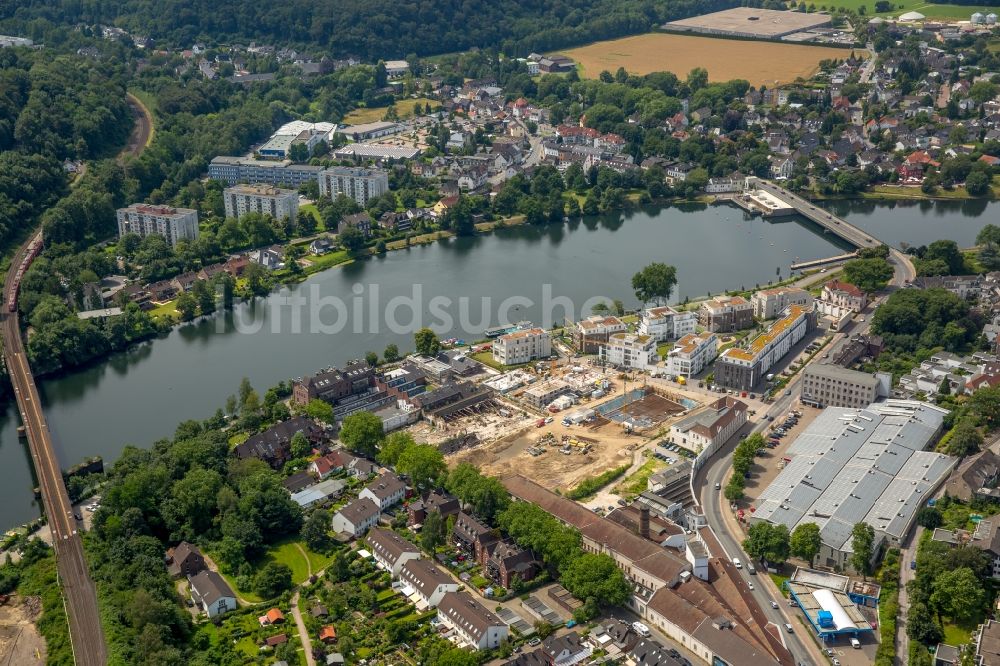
[448,415,649,491]
[0,596,46,665]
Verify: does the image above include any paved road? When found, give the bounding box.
[754,180,881,250]
[3,232,107,666]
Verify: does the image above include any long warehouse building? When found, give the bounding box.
[751,400,955,571]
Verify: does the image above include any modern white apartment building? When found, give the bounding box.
[715,305,815,390]
[116,204,199,247]
[751,287,813,320]
[638,306,698,342]
[600,333,657,370]
[492,328,551,366]
[223,184,299,220]
[666,331,719,378]
[318,166,390,206]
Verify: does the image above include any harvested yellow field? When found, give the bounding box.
[563,33,862,87]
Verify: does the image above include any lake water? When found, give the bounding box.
[1,198,997,529]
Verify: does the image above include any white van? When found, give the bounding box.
[746,563,757,575]
[632,621,651,638]
[733,558,742,569]
[850,638,861,649]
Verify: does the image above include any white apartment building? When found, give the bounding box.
[318,166,390,206]
[751,287,813,320]
[668,397,748,456]
[116,204,199,248]
[437,592,509,650]
[666,331,719,378]
[638,306,697,342]
[817,280,868,318]
[223,185,299,221]
[600,333,657,370]
[492,328,551,366]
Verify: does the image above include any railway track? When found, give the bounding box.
[2,231,107,665]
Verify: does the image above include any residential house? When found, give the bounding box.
[330,497,381,538]
[165,541,206,578]
[399,558,460,608]
[292,361,375,405]
[360,472,406,510]
[189,570,236,618]
[234,416,328,468]
[452,511,498,557]
[338,212,373,238]
[483,540,538,588]
[493,328,551,366]
[668,397,748,456]
[600,333,657,370]
[408,490,461,527]
[817,280,868,318]
[542,631,592,666]
[367,527,421,575]
[944,449,1000,503]
[572,315,627,354]
[638,306,697,342]
[436,591,509,650]
[750,287,813,320]
[699,295,753,333]
[666,331,719,378]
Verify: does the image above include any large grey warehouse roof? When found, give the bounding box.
[753,400,955,552]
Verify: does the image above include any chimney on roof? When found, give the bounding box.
[639,505,650,540]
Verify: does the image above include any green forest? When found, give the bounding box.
[2,0,736,59]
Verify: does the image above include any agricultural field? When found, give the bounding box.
[342,97,438,124]
[826,0,998,19]
[562,33,864,86]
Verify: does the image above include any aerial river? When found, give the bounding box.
[0,197,996,529]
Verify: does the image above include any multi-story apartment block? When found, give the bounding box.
[816,280,868,318]
[572,315,627,354]
[715,305,816,390]
[318,166,390,206]
[208,156,323,187]
[751,287,813,320]
[223,185,299,221]
[116,204,199,247]
[492,328,551,366]
[600,333,657,370]
[801,364,888,408]
[638,306,697,342]
[666,331,719,378]
[699,295,753,333]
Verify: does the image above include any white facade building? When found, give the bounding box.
[751,287,813,320]
[223,184,299,220]
[600,333,657,370]
[666,331,718,378]
[816,280,868,318]
[318,166,390,206]
[492,328,551,366]
[437,592,509,650]
[638,306,698,342]
[116,204,199,248]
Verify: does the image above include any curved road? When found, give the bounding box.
[693,234,914,666]
[123,92,153,160]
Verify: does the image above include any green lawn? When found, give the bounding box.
[148,300,178,319]
[942,618,979,645]
[266,539,313,584]
[826,0,1000,19]
[301,249,352,274]
[769,573,790,597]
[298,203,325,231]
[614,456,664,497]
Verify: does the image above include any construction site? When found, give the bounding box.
[448,374,701,491]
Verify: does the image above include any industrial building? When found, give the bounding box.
[752,400,955,571]
[116,204,199,247]
[785,568,875,643]
[664,7,832,40]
